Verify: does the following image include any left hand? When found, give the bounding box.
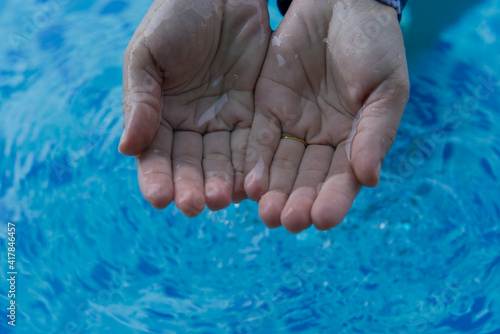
[244,0,410,232]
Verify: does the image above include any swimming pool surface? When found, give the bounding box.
[1,0,499,333]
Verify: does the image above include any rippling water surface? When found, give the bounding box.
[1,0,499,333]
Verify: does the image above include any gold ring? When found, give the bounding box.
[281,135,308,147]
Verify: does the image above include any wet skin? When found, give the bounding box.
[119,0,271,216]
[120,0,410,232]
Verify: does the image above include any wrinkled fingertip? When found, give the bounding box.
[176,192,206,218]
[205,183,232,211]
[143,185,173,210]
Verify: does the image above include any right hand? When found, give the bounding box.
[119,0,270,216]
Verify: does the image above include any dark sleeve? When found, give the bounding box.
[277,0,292,16]
[376,0,407,16]
[277,0,408,19]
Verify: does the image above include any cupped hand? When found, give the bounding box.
[244,0,410,232]
[119,0,270,216]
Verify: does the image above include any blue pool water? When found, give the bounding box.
[1,0,500,333]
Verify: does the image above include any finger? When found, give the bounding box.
[203,131,233,211]
[231,127,250,203]
[258,138,305,228]
[172,131,205,217]
[119,38,162,156]
[244,111,281,201]
[349,73,410,187]
[281,145,334,233]
[136,122,174,209]
[311,142,361,230]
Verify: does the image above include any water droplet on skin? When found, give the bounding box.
[212,75,223,87]
[259,25,266,45]
[197,94,228,127]
[397,54,402,60]
[245,157,265,186]
[317,182,324,194]
[283,206,294,219]
[323,38,328,44]
[345,105,365,162]
[276,54,286,67]
[272,35,282,47]
[233,74,239,80]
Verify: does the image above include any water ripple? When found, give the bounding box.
[0,0,499,333]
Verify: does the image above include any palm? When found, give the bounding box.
[245,0,409,232]
[119,0,270,215]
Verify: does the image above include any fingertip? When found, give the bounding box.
[144,184,174,210]
[311,199,348,231]
[352,160,380,188]
[118,130,133,156]
[351,143,382,187]
[258,192,285,229]
[136,150,174,210]
[176,191,206,218]
[205,180,232,211]
[244,172,267,201]
[281,205,311,234]
[118,126,128,153]
[118,123,156,156]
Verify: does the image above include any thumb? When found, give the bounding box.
[349,76,410,187]
[118,39,162,156]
